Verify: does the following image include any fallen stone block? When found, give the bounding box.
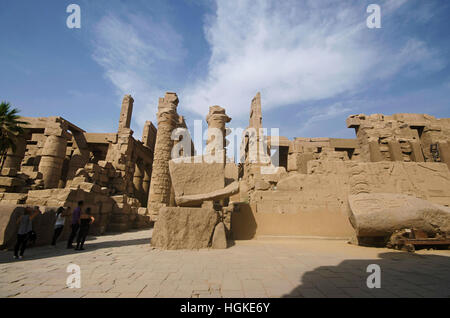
[348,193,450,237]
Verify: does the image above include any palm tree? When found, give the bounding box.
[0,101,28,171]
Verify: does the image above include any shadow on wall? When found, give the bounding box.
[231,203,257,240]
[282,252,450,298]
[0,205,65,250]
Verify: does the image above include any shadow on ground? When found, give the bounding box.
[0,229,151,264]
[282,251,450,298]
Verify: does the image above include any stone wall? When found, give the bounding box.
[234,160,450,239]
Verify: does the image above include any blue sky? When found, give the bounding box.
[1,0,449,142]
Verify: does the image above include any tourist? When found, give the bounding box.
[75,207,95,251]
[14,206,40,259]
[51,207,68,246]
[67,200,83,249]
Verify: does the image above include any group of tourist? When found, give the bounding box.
[13,200,95,259]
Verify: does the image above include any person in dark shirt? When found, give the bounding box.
[67,201,83,249]
[14,207,39,259]
[76,207,95,251]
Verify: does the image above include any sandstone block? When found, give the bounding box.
[211,222,227,249]
[255,180,271,191]
[348,193,450,237]
[0,176,25,188]
[1,168,17,177]
[151,206,219,250]
[169,159,225,197]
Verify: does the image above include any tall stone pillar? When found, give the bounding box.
[142,121,157,149]
[147,92,179,220]
[247,92,269,164]
[206,106,231,163]
[119,95,134,131]
[249,92,262,130]
[38,118,69,189]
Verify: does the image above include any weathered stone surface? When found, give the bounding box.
[211,222,227,249]
[169,159,225,197]
[118,95,134,131]
[0,205,66,249]
[255,180,271,191]
[151,205,219,250]
[147,92,180,219]
[0,177,25,188]
[176,181,239,207]
[348,193,450,237]
[225,162,239,183]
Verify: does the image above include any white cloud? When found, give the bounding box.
[91,13,185,135]
[181,0,444,120]
[90,0,446,137]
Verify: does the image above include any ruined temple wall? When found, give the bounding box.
[286,138,359,173]
[347,113,450,167]
[233,160,450,239]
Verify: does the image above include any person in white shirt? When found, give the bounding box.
[51,207,69,246]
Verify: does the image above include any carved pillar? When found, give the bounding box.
[147,92,179,219]
[142,121,157,149]
[133,161,144,204]
[118,95,134,131]
[206,106,231,163]
[38,119,69,189]
[142,166,151,207]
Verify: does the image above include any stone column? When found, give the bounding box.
[388,141,403,161]
[409,141,425,162]
[206,106,231,163]
[142,121,157,149]
[147,92,179,219]
[118,95,134,131]
[142,166,151,206]
[3,135,27,172]
[38,119,69,189]
[133,161,144,204]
